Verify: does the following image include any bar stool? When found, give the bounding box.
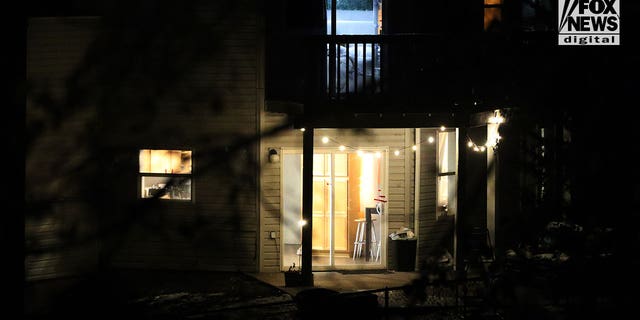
[353,218,366,259]
[353,217,381,261]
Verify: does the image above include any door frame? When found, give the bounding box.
[279,147,389,271]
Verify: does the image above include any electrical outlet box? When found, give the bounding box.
[269,231,277,239]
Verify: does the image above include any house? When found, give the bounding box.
[24,0,635,292]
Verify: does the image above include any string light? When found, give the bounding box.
[305,116,506,157]
[312,132,443,157]
[465,109,507,152]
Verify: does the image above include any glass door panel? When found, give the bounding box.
[282,150,386,271]
[312,178,329,251]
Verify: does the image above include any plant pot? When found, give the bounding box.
[284,271,304,287]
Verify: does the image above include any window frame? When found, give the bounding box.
[435,129,458,220]
[138,149,194,202]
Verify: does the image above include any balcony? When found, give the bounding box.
[267,31,552,117]
[320,34,470,112]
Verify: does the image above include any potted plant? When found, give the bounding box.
[284,262,304,287]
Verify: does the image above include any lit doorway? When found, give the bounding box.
[281,149,386,271]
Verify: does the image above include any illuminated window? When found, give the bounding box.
[437,130,457,219]
[326,0,382,35]
[139,149,192,200]
[484,0,503,31]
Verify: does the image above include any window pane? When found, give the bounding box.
[141,176,191,200]
[484,8,502,31]
[139,149,192,174]
[334,178,348,213]
[327,0,379,35]
[438,132,456,174]
[313,154,326,176]
[334,153,348,177]
[437,175,456,217]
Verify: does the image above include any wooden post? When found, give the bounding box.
[302,127,314,286]
[456,122,467,270]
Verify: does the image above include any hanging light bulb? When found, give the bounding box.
[321,136,329,144]
[467,141,474,148]
[428,136,435,144]
[339,145,346,151]
[412,145,417,151]
[473,146,480,152]
[440,126,446,131]
[300,128,306,132]
[393,150,400,156]
[480,146,486,152]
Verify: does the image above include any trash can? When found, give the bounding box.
[391,239,417,271]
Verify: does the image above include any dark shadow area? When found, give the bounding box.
[25,269,294,319]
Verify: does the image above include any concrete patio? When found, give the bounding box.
[248,270,422,296]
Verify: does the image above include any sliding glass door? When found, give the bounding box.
[282,149,386,271]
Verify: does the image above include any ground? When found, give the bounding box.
[25,267,631,320]
[25,269,296,320]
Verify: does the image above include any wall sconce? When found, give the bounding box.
[268,148,280,163]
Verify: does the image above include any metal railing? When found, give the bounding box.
[323,34,445,103]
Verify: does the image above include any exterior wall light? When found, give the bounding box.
[268,148,280,163]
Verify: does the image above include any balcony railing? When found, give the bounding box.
[323,34,447,105]
[326,36,381,98]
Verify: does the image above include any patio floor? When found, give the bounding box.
[248,270,421,296]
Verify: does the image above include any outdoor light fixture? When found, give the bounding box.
[268,148,280,163]
[488,110,505,124]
